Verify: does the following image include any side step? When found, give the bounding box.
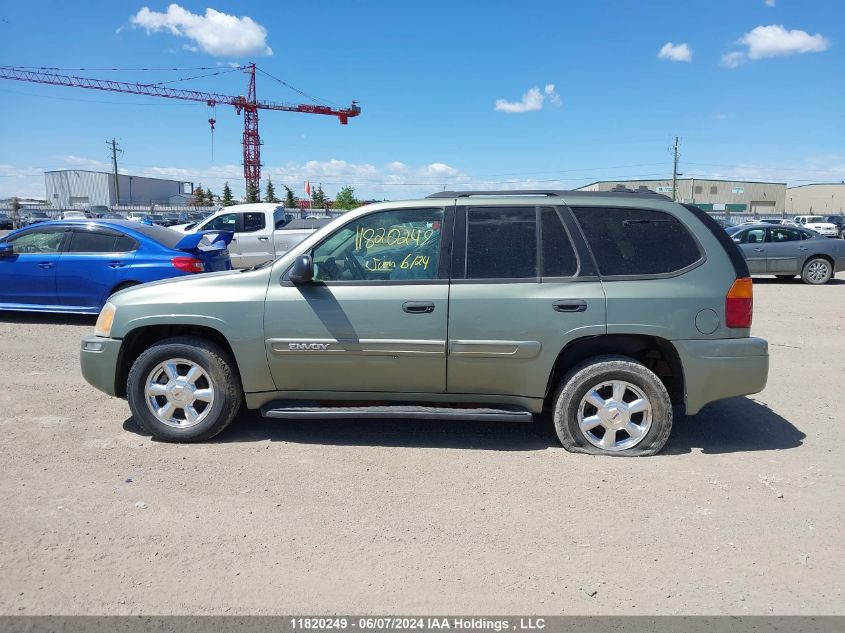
[260,401,534,423]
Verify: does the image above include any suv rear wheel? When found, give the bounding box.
[552,355,672,456]
[127,336,242,442]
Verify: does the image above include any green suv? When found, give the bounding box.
[80,190,769,456]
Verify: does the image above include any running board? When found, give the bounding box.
[260,401,534,423]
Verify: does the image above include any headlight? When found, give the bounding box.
[94,302,116,338]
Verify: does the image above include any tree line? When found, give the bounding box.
[192,179,361,210]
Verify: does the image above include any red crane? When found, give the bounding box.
[0,63,361,193]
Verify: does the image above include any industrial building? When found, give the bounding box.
[45,170,194,209]
[786,183,845,215]
[577,178,787,215]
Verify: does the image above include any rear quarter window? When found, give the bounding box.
[572,207,702,277]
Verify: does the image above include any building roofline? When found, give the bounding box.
[786,183,845,189]
[44,169,191,184]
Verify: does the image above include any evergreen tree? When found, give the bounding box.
[311,184,327,209]
[264,178,279,203]
[283,185,298,209]
[221,181,235,206]
[334,185,359,210]
[204,188,215,206]
[246,180,259,203]
[193,184,206,207]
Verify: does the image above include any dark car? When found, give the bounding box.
[727,223,845,284]
[0,212,13,230]
[0,220,233,314]
[824,215,845,238]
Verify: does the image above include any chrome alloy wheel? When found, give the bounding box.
[577,380,653,451]
[144,359,215,428]
[806,260,831,283]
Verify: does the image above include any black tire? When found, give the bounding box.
[774,275,796,280]
[127,336,242,442]
[552,355,672,457]
[801,257,833,285]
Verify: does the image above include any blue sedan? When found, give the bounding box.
[0,220,233,314]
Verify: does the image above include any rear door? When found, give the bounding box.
[236,211,274,268]
[0,227,66,308]
[56,228,137,310]
[765,227,803,274]
[446,205,606,398]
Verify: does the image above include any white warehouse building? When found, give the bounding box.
[45,170,194,209]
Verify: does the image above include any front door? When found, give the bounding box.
[263,206,452,394]
[446,205,606,398]
[733,227,767,273]
[0,227,65,308]
[765,226,803,274]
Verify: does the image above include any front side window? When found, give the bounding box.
[311,208,443,282]
[466,207,536,279]
[242,212,266,233]
[572,207,702,276]
[7,229,65,254]
[736,228,766,244]
[203,213,237,231]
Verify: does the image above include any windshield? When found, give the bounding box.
[806,216,824,222]
[725,226,743,235]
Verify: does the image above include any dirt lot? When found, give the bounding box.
[0,277,843,615]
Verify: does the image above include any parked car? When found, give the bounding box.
[726,223,845,284]
[126,211,150,222]
[823,215,845,238]
[80,190,769,456]
[25,211,51,225]
[97,213,125,220]
[172,202,332,268]
[792,215,838,238]
[742,218,797,227]
[61,210,88,220]
[0,212,13,230]
[0,220,233,314]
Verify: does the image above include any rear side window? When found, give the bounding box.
[242,212,266,232]
[466,207,536,279]
[540,207,578,277]
[66,230,121,253]
[572,207,702,276]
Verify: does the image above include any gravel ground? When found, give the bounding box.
[0,277,843,615]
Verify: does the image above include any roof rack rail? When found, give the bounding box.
[426,190,567,199]
[426,188,670,199]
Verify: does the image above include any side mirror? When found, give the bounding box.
[0,243,13,258]
[289,254,314,284]
[732,237,742,243]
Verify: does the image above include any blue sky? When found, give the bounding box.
[1,0,843,200]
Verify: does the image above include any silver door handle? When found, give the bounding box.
[753,248,763,252]
[258,236,269,241]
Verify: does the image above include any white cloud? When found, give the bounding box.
[657,42,693,62]
[713,113,728,120]
[764,0,776,7]
[130,4,272,57]
[721,51,748,68]
[495,84,561,113]
[723,24,830,67]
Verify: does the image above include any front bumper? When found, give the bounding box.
[80,335,123,397]
[674,337,769,415]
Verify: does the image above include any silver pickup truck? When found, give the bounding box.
[172,203,332,268]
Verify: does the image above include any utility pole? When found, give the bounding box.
[671,135,680,202]
[107,138,122,206]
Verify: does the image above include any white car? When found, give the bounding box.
[61,210,88,220]
[743,218,797,227]
[793,215,839,238]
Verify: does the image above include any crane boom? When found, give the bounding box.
[0,64,360,193]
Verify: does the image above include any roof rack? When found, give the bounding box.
[426,189,670,200]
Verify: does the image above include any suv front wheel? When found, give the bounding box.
[127,336,243,442]
[552,356,672,456]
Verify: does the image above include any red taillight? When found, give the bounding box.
[726,277,753,328]
[171,256,204,273]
